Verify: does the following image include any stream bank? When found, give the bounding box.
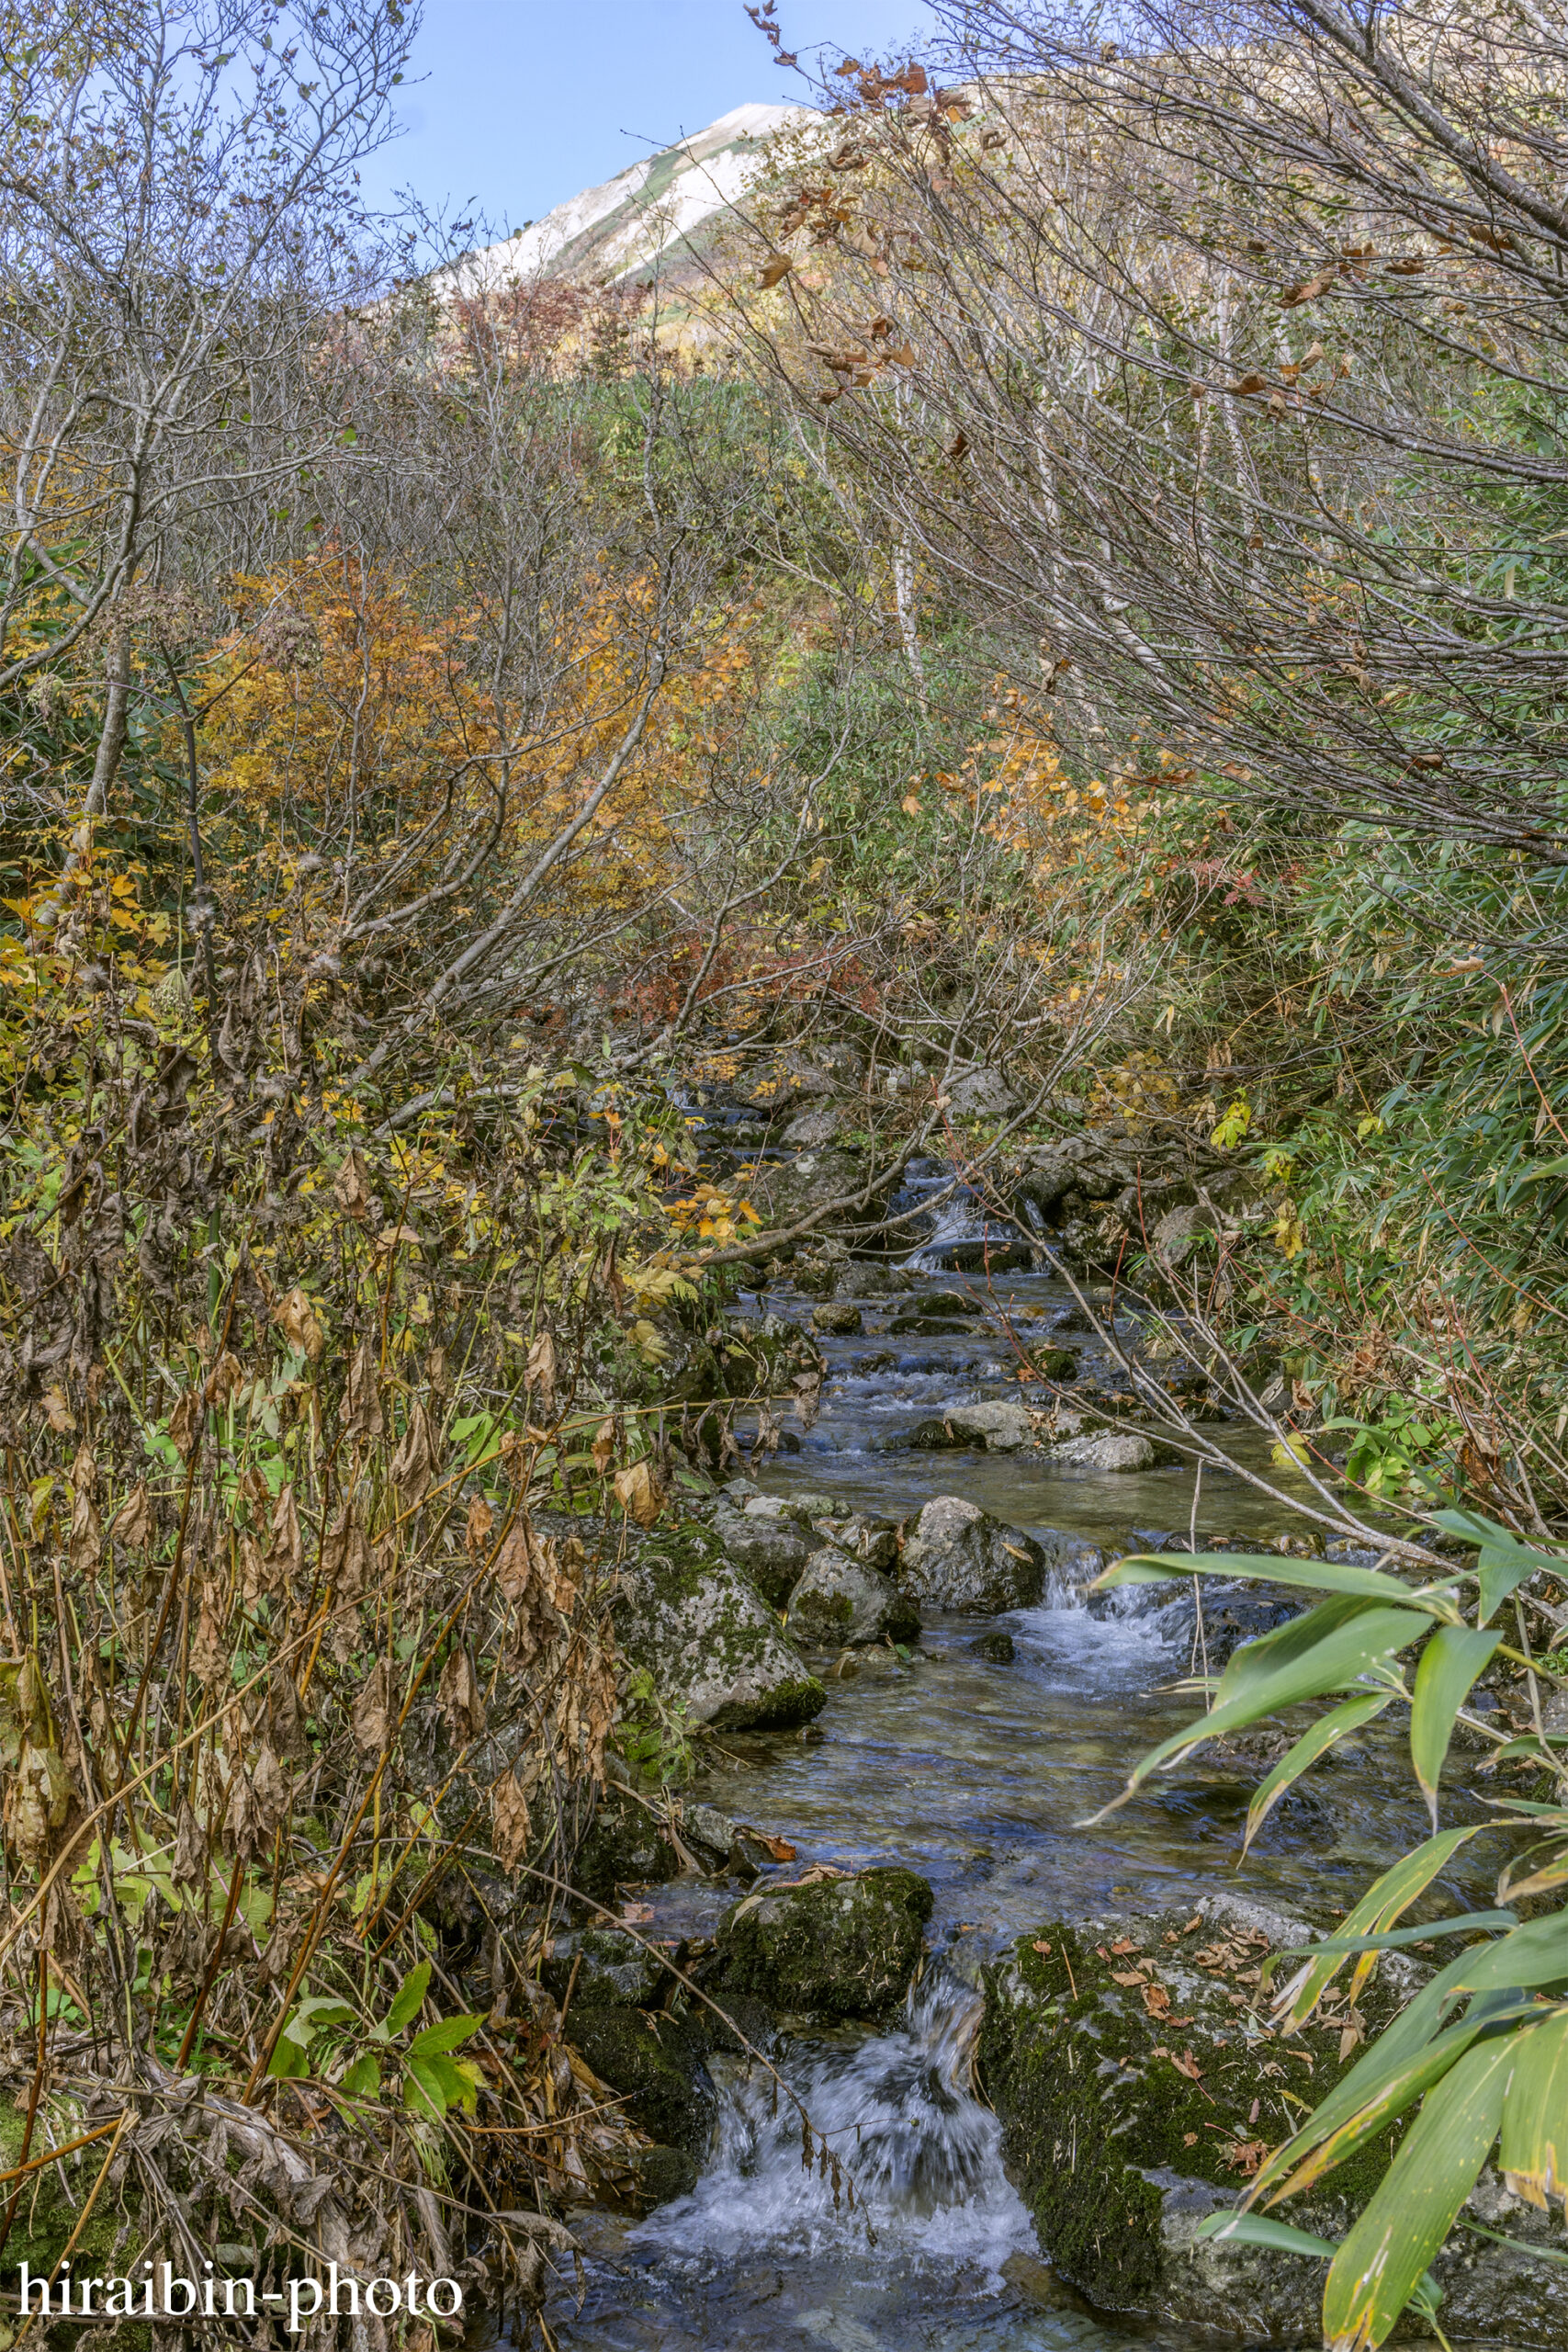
[542,1250,1562,2350]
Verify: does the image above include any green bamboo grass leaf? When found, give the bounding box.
[1498,2007,1568,2209]
[1323,2038,1516,2350]
[1275,1828,1483,2031]
[1411,1625,1502,1826]
[1428,1509,1565,1623]
[1261,2021,1492,2203]
[1097,1551,1461,1619]
[1243,1692,1392,1858]
[1195,2217,1444,2324]
[1285,1909,1517,1958]
[1247,1985,1533,2208]
[1199,2213,1338,2257]
[1444,1913,1568,1994]
[1080,1600,1431,1824]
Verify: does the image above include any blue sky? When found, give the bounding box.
[358,0,934,233]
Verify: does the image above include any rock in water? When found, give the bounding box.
[786,1548,921,1646]
[898,1495,1045,1611]
[1048,1429,1162,1472]
[716,1866,933,2019]
[980,1896,1568,2343]
[616,1524,825,1729]
[810,1300,863,1335]
[567,2004,716,2156]
[908,1400,1034,1452]
[711,1493,815,1609]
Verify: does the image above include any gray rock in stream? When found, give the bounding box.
[716,1865,933,2020]
[1047,1428,1166,1472]
[711,1494,816,1609]
[980,1896,1568,2344]
[616,1523,825,1730]
[908,1400,1036,1452]
[786,1548,921,1647]
[897,1495,1046,1612]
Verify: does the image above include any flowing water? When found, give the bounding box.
[545,1218,1484,2350]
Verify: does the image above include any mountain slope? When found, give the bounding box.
[435,103,812,299]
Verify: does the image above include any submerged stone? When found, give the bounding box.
[716,1865,934,2019]
[1047,1429,1163,1472]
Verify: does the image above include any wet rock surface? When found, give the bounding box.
[980,1896,1568,2343]
[786,1547,921,1647]
[615,1523,825,1730]
[897,1494,1046,1611]
[567,2003,717,2159]
[716,1865,935,2021]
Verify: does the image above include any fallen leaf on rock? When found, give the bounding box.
[1172,2048,1203,2080]
[621,1902,654,1923]
[1032,1939,1053,1955]
[1142,1983,1172,2018]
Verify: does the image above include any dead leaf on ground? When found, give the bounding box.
[1142,1982,1173,2018]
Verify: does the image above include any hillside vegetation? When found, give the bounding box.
[0,0,1562,2344]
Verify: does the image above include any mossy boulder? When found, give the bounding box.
[542,1925,665,2010]
[716,1865,933,2020]
[980,1894,1568,2342]
[897,1495,1046,1612]
[572,1796,681,1905]
[566,2004,716,2157]
[711,1493,816,1609]
[785,1550,921,1648]
[616,1523,825,1730]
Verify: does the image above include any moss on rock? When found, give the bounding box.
[566,2005,716,2157]
[979,1896,1568,2343]
[717,1866,933,2020]
[616,1523,825,1730]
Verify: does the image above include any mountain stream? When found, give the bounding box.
[540,1227,1468,2350]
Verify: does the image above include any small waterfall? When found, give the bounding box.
[631,1969,1032,2277]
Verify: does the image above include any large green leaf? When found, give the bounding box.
[1444,1913,1568,1995]
[1260,2019,1491,2203]
[1274,1827,1483,2030]
[381,1959,431,2035]
[1082,1596,1429,1820]
[1248,1985,1529,2208]
[1286,1909,1517,1958]
[1323,2037,1516,2349]
[1085,1596,1431,1822]
[1427,1509,1564,1624]
[1097,1551,1461,1618]
[1410,1624,1503,1826]
[1243,1693,1392,1858]
[407,2011,483,2057]
[403,2051,450,2119]
[1497,2007,1568,2209]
